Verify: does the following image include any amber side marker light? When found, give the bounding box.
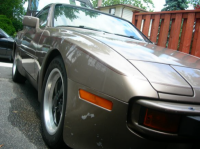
[143,108,181,133]
[79,89,113,111]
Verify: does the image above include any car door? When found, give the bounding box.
[20,7,50,80]
[34,6,52,80]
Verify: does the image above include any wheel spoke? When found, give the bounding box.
[52,78,63,126]
[58,84,63,98]
[57,100,63,114]
[53,107,58,125]
[56,110,61,125]
[52,96,57,109]
[54,80,59,95]
[54,78,62,95]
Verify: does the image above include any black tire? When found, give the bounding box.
[12,51,26,83]
[41,56,68,149]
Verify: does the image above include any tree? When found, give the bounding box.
[92,0,155,11]
[195,4,200,9]
[0,15,16,35]
[54,5,100,22]
[162,0,188,11]
[188,0,200,8]
[0,0,27,34]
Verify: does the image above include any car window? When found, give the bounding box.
[53,5,147,41]
[37,7,50,28]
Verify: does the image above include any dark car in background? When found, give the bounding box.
[0,28,14,61]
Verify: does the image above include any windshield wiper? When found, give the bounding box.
[57,25,112,34]
[78,25,102,32]
[57,25,142,41]
[57,25,100,31]
[78,26,112,34]
[113,33,143,41]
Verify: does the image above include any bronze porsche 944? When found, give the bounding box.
[13,2,200,149]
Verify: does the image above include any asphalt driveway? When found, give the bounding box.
[0,59,48,149]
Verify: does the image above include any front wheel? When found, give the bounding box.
[41,56,68,149]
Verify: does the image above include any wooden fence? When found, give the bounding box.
[132,10,200,57]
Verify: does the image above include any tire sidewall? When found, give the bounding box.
[41,56,67,148]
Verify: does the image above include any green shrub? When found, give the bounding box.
[12,18,23,32]
[0,15,16,36]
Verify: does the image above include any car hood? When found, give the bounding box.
[64,28,200,97]
[90,33,200,69]
[89,32,200,95]
[65,28,200,69]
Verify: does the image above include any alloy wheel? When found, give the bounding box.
[43,68,64,135]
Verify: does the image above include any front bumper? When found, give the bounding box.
[63,79,199,149]
[128,99,200,141]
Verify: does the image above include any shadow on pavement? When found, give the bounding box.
[8,80,49,148]
[3,60,68,149]
[0,58,12,63]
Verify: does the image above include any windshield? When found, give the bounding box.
[37,0,92,10]
[54,5,147,41]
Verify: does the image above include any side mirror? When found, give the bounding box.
[23,16,39,29]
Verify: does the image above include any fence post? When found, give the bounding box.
[157,14,171,47]
[150,14,160,43]
[136,15,142,31]
[132,12,136,25]
[191,17,200,57]
[168,13,182,50]
[179,13,195,53]
[142,15,151,37]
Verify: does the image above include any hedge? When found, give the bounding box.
[0,15,16,36]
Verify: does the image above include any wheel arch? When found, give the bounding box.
[38,48,65,102]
